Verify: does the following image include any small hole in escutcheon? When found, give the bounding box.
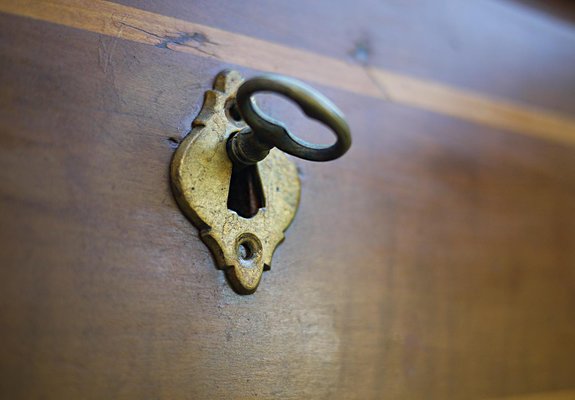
[238,241,254,260]
[236,234,261,267]
[225,99,243,122]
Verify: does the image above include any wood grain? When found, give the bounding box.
[0,1,575,399]
[0,0,575,147]
[115,0,575,115]
[488,389,575,400]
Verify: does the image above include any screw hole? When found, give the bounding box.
[238,241,254,260]
[226,99,243,122]
[236,234,261,266]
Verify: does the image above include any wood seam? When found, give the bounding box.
[1,0,575,146]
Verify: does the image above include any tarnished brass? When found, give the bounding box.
[228,74,351,167]
[171,70,351,294]
[171,70,300,294]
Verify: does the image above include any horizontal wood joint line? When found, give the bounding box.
[1,0,575,146]
[486,389,575,400]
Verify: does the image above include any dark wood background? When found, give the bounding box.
[0,0,574,399]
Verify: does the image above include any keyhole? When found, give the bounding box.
[227,163,266,218]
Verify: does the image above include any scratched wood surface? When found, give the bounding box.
[0,1,574,399]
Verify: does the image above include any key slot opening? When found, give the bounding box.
[227,163,266,218]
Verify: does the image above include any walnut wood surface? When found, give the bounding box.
[1,0,575,148]
[115,0,575,115]
[0,1,574,399]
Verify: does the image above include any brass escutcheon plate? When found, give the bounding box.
[170,70,300,294]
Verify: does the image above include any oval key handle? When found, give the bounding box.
[227,74,352,167]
